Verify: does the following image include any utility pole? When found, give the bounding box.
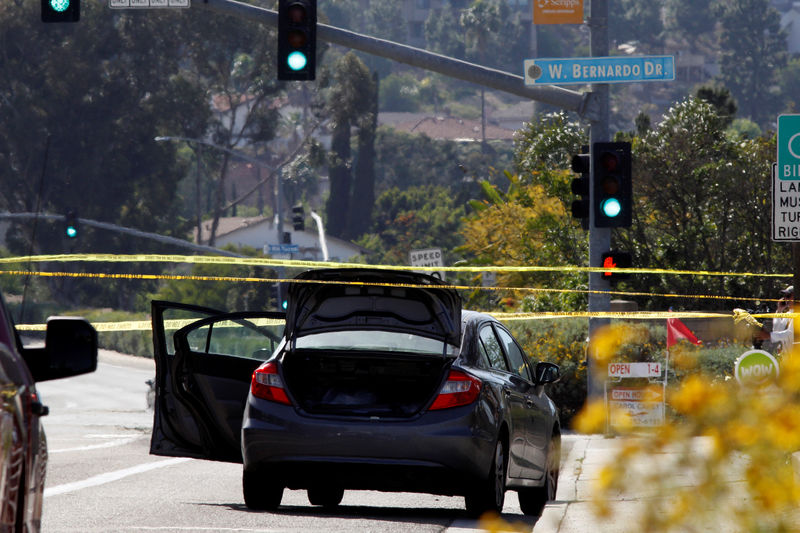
[587,0,611,399]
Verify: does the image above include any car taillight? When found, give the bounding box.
[251,362,291,405]
[428,369,482,410]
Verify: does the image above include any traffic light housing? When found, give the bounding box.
[600,251,631,280]
[64,211,78,238]
[570,151,590,230]
[292,205,305,231]
[278,0,316,81]
[593,141,632,228]
[41,0,79,22]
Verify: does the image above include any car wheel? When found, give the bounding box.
[307,486,344,507]
[242,468,283,511]
[518,435,560,516]
[465,439,506,517]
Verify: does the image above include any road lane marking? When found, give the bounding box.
[49,436,141,453]
[44,458,190,497]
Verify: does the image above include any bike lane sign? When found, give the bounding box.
[778,114,800,180]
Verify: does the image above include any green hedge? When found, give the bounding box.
[508,319,754,428]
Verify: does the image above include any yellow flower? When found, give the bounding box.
[573,400,607,434]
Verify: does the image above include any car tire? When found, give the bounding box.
[307,486,344,507]
[464,439,506,517]
[242,468,283,511]
[518,435,560,516]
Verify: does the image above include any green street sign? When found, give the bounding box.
[778,114,800,180]
[734,349,779,387]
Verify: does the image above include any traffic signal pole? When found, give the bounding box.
[193,0,600,120]
[588,0,611,400]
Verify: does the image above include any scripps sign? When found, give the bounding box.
[533,0,583,24]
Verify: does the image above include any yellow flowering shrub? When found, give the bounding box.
[572,325,800,533]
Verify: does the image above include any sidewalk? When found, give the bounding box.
[532,433,760,533]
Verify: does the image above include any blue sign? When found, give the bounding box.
[524,56,675,85]
[778,114,800,180]
[268,244,299,254]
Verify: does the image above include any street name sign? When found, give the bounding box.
[109,0,189,8]
[524,56,675,86]
[267,243,299,254]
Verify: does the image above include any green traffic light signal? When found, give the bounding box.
[287,51,308,71]
[600,197,622,218]
[41,0,79,22]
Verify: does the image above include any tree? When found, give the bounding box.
[0,2,210,308]
[180,13,282,246]
[617,98,788,310]
[323,52,377,239]
[609,0,664,52]
[663,0,715,52]
[354,185,465,268]
[695,85,737,128]
[716,0,787,126]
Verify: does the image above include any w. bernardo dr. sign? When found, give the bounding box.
[773,114,800,240]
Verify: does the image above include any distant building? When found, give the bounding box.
[781,2,800,54]
[195,216,367,263]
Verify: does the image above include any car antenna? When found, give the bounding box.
[19,134,51,324]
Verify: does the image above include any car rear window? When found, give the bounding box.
[295,330,458,356]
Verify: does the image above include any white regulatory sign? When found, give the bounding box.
[409,248,445,281]
[772,162,800,241]
[109,0,189,8]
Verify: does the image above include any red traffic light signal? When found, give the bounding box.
[278,0,316,81]
[601,251,631,280]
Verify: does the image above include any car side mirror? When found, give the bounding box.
[534,361,560,385]
[22,317,98,382]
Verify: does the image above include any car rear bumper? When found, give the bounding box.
[242,397,497,495]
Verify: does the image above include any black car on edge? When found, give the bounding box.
[149,268,561,516]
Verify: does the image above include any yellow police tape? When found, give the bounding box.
[2,254,792,332]
[15,310,791,332]
[0,253,791,278]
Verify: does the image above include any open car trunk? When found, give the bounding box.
[281,349,451,418]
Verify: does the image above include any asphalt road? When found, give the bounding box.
[36,351,568,533]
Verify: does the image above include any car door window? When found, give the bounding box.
[479,326,508,372]
[496,327,532,382]
[184,317,283,359]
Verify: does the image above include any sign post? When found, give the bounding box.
[776,114,800,349]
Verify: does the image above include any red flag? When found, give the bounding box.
[667,318,702,348]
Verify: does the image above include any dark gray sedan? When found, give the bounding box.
[149,268,560,516]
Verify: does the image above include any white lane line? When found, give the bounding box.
[50,436,141,453]
[44,458,190,498]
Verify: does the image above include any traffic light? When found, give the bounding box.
[270,282,288,311]
[593,141,632,228]
[570,150,590,230]
[600,251,631,280]
[292,205,305,231]
[278,0,316,81]
[41,0,79,22]
[64,211,78,238]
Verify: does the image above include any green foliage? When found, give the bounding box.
[379,73,421,112]
[608,0,664,52]
[617,98,789,310]
[715,0,787,126]
[373,127,514,200]
[353,185,466,267]
[509,319,588,425]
